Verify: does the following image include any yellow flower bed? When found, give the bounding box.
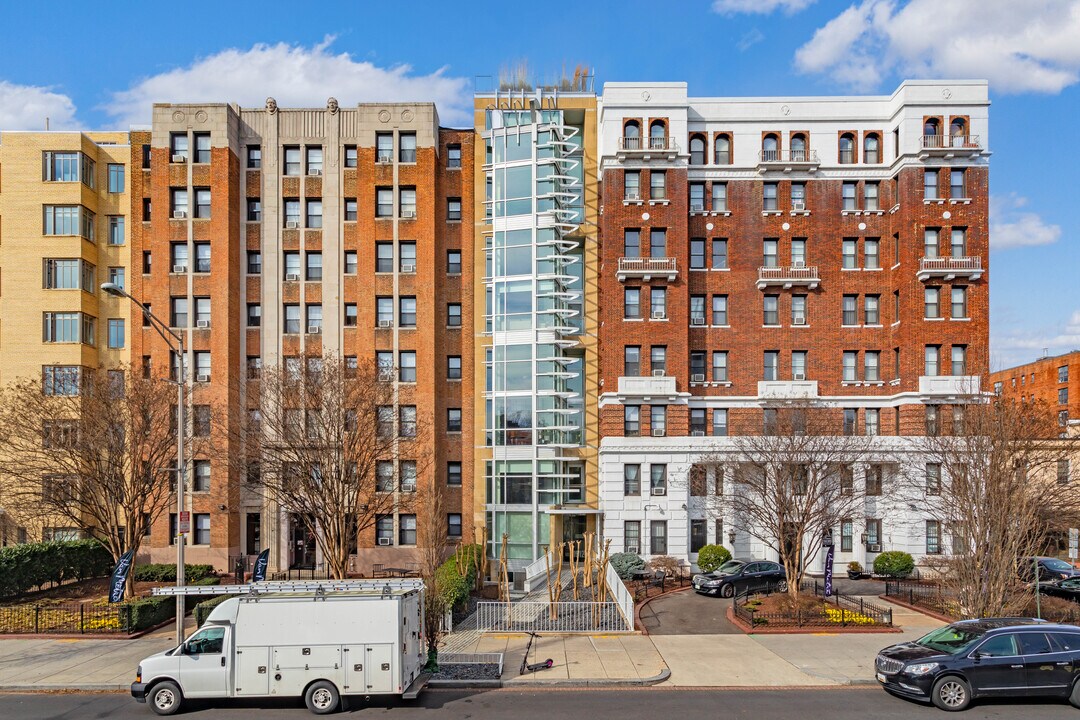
[823,606,877,625]
[0,602,124,633]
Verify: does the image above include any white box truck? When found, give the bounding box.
[131,580,428,715]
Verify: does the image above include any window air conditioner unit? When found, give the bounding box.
[867,543,882,553]
[196,320,210,329]
[651,486,667,495]
[691,317,706,326]
[377,537,391,546]
[171,154,187,163]
[377,153,393,163]
[792,200,806,211]
[793,315,806,325]
[691,374,705,383]
[196,374,210,383]
[401,263,416,273]
[651,311,666,320]
[285,273,301,282]
[691,430,705,437]
[378,319,393,328]
[285,221,299,229]
[401,210,416,219]
[172,264,188,274]
[793,372,806,381]
[652,428,666,437]
[690,203,705,212]
[378,371,394,382]
[625,192,640,200]
[652,369,666,377]
[172,210,187,219]
[310,169,322,176]
[307,325,321,334]
[792,260,806,268]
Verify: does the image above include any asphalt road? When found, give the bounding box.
[640,587,742,634]
[1,688,1077,719]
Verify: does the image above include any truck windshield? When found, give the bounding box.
[915,625,985,655]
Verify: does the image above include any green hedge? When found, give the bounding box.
[194,595,231,627]
[873,551,915,578]
[0,540,113,599]
[132,563,216,583]
[695,545,732,573]
[435,544,481,610]
[124,596,176,632]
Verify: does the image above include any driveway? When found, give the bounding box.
[639,588,741,635]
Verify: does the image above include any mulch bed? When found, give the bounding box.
[432,663,501,680]
[731,592,899,634]
[0,578,171,608]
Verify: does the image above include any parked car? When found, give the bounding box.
[1019,557,1080,583]
[692,559,787,598]
[875,617,1080,711]
[1041,577,1080,602]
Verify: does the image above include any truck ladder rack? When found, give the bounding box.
[151,579,425,596]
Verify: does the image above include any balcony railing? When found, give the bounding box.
[756,265,820,289]
[919,375,981,397]
[617,256,678,282]
[617,137,680,159]
[920,135,982,156]
[917,256,984,281]
[758,149,820,167]
[617,376,679,401]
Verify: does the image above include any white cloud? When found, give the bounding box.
[0,81,78,130]
[990,194,1062,250]
[104,38,472,127]
[795,0,1080,93]
[713,0,816,15]
[992,309,1080,369]
[737,28,766,52]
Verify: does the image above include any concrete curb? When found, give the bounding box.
[0,684,128,693]
[427,667,672,689]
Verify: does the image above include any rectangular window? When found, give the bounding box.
[446,144,461,169]
[1059,460,1071,485]
[866,466,883,496]
[107,318,125,349]
[446,197,463,221]
[865,351,880,381]
[447,304,462,327]
[305,146,323,175]
[689,238,706,269]
[650,346,667,375]
[283,146,301,175]
[951,287,968,319]
[624,171,640,199]
[42,366,82,396]
[193,460,211,492]
[344,199,357,221]
[843,408,857,436]
[951,229,967,257]
[650,288,667,318]
[866,408,880,436]
[171,297,188,327]
[763,183,778,211]
[763,295,779,325]
[763,350,779,381]
[924,229,939,258]
[399,242,416,272]
[951,345,967,375]
[283,304,300,334]
[689,183,705,212]
[624,406,640,436]
[170,133,188,161]
[841,520,854,552]
[924,170,939,199]
[245,199,261,222]
[624,346,641,376]
[842,239,857,269]
[924,288,940,318]
[865,295,880,325]
[306,304,322,333]
[842,182,857,210]
[712,182,727,211]
[399,133,417,163]
[43,205,94,240]
[950,169,966,198]
[650,521,668,555]
[247,145,261,169]
[791,350,807,380]
[447,355,462,380]
[193,133,211,164]
[926,520,941,554]
[624,288,641,319]
[650,171,666,200]
[925,345,940,376]
[791,182,806,210]
[713,295,728,325]
[194,243,211,273]
[864,239,879,269]
[651,406,667,435]
[376,515,394,545]
[712,351,729,382]
[399,188,417,217]
[399,351,416,382]
[193,405,211,437]
[193,514,210,545]
[447,462,462,486]
[447,251,462,274]
[926,463,941,495]
[623,229,640,258]
[791,295,807,325]
[399,297,417,327]
[306,199,322,228]
[398,515,417,546]
[376,243,393,273]
[650,229,666,257]
[689,295,706,325]
[864,182,879,210]
[842,295,858,326]
[843,351,857,382]
[763,239,779,268]
[625,521,641,555]
[446,408,462,433]
[690,408,708,435]
[376,188,393,217]
[107,164,124,193]
[713,409,728,436]
[650,464,667,494]
[247,251,262,275]
[712,238,728,269]
[1060,366,1070,384]
[400,406,418,437]
[42,151,89,183]
[690,520,708,554]
[623,464,641,495]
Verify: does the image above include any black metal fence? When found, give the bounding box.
[732,582,892,628]
[268,566,333,581]
[0,603,133,634]
[802,580,893,626]
[884,580,954,615]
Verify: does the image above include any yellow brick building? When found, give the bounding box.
[0,131,135,544]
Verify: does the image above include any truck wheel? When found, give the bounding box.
[148,681,183,716]
[304,680,340,715]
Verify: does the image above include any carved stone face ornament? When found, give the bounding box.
[327,97,339,114]
[265,97,278,113]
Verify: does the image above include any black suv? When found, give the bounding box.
[876,618,1080,711]
[692,559,787,598]
[1019,557,1080,583]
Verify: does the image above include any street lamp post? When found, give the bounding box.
[102,282,188,646]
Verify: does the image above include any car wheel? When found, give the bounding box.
[931,675,971,712]
[305,680,340,715]
[720,583,734,598]
[1070,677,1080,708]
[148,681,183,716]
[775,580,788,593]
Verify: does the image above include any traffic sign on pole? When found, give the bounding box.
[178,511,191,534]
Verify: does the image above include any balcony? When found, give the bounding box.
[756,265,820,290]
[919,375,982,399]
[617,376,679,402]
[616,136,680,161]
[758,380,819,401]
[617,256,678,282]
[919,134,982,158]
[917,256,984,282]
[757,149,820,173]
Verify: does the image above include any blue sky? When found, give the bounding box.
[1,0,1076,369]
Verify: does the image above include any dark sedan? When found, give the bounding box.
[876,618,1080,711]
[1019,557,1080,583]
[692,559,787,598]
[1041,577,1080,602]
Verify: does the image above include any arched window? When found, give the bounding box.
[863,134,880,164]
[790,134,807,162]
[838,133,855,164]
[689,135,705,165]
[949,118,966,147]
[649,120,666,150]
[762,134,779,162]
[714,135,731,165]
[623,121,641,150]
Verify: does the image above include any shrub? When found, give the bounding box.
[696,545,732,573]
[132,563,216,583]
[847,561,863,573]
[124,596,176,632]
[873,551,915,578]
[435,546,480,610]
[190,577,221,587]
[610,553,646,580]
[194,595,231,627]
[0,540,113,598]
[648,555,683,578]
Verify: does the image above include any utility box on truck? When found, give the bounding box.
[131,580,428,715]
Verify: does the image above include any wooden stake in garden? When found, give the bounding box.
[545,549,556,620]
[498,533,510,603]
[569,540,579,601]
[478,526,489,589]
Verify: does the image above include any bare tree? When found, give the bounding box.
[0,366,178,598]
[898,397,1080,617]
[700,406,874,598]
[416,486,453,662]
[243,354,431,579]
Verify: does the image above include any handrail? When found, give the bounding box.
[620,136,679,152]
[606,562,635,628]
[919,256,982,271]
[922,134,981,149]
[758,265,819,280]
[619,257,677,272]
[758,149,820,163]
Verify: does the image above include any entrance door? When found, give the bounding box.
[290,514,316,569]
[562,516,586,560]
